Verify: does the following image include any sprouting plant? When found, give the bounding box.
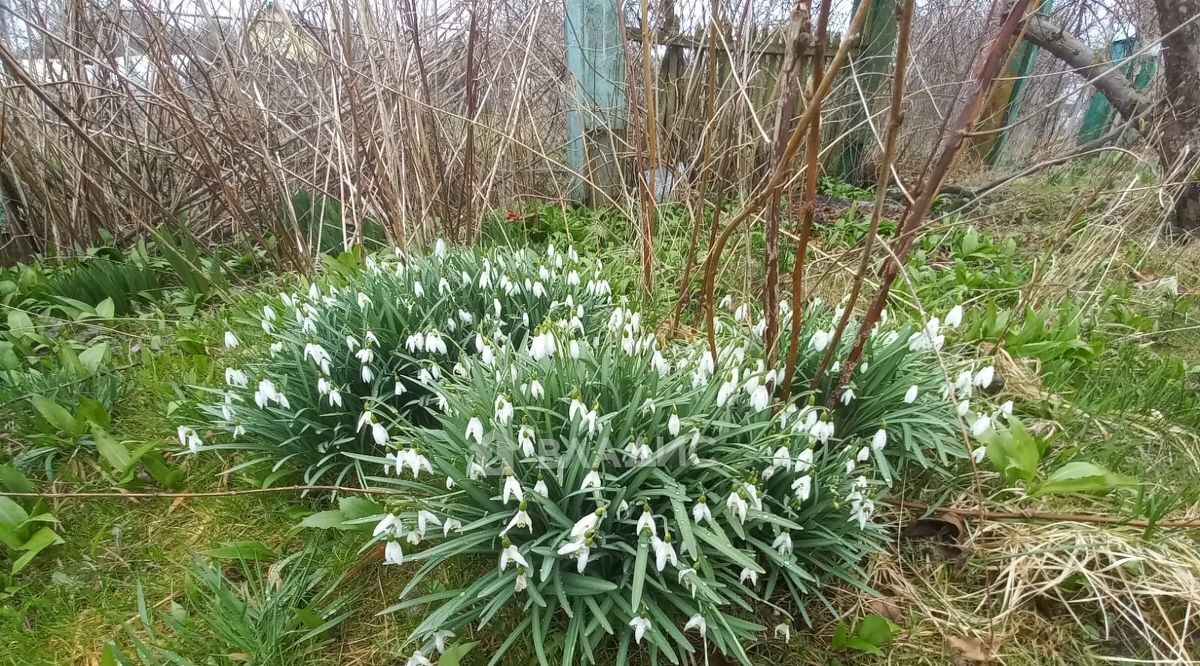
[184,242,615,486]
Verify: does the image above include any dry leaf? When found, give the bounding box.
[948,635,992,663]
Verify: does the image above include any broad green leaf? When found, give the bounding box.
[0,464,35,493]
[630,537,648,612]
[78,398,112,430]
[12,526,64,573]
[437,640,478,666]
[337,496,382,520]
[78,342,110,374]
[6,310,34,337]
[856,614,899,646]
[31,395,83,437]
[298,510,349,530]
[93,427,133,474]
[94,298,116,319]
[1032,462,1138,497]
[0,496,30,547]
[0,341,20,370]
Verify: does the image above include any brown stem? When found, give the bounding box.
[639,0,658,296]
[808,0,914,394]
[834,0,1034,398]
[886,499,1200,530]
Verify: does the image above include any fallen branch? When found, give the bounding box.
[886,499,1200,530]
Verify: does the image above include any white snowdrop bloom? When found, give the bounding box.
[418,367,433,385]
[254,379,279,408]
[432,629,454,655]
[904,384,920,403]
[972,446,987,463]
[434,238,447,258]
[425,331,448,355]
[872,428,888,451]
[636,509,657,537]
[726,492,748,524]
[840,387,856,405]
[750,385,770,411]
[361,365,374,384]
[531,281,547,299]
[857,446,871,462]
[480,344,495,367]
[356,292,372,310]
[651,351,670,376]
[370,422,388,445]
[567,270,580,286]
[232,423,245,438]
[435,393,450,413]
[224,331,239,349]
[882,330,900,345]
[771,446,791,471]
[413,281,425,298]
[373,513,403,538]
[396,449,433,478]
[494,396,514,426]
[499,541,528,571]
[355,347,375,365]
[517,425,536,456]
[225,367,248,388]
[775,623,791,643]
[663,412,682,438]
[457,309,474,325]
[404,651,432,666]
[629,616,652,645]
[772,531,794,556]
[532,477,549,496]
[384,540,404,565]
[739,567,759,586]
[651,534,677,572]
[794,447,814,473]
[529,378,545,400]
[177,426,203,452]
[718,294,732,309]
[957,400,971,417]
[692,499,712,525]
[955,370,975,396]
[268,341,284,357]
[717,371,738,407]
[999,400,1014,417]
[945,304,964,328]
[493,299,502,317]
[328,387,344,408]
[514,567,529,592]
[810,330,831,352]
[442,517,462,537]
[405,333,424,352]
[529,330,554,360]
[970,414,992,437]
[438,278,450,295]
[849,497,875,530]
[792,475,812,501]
[735,303,749,322]
[502,503,532,535]
[743,483,763,511]
[262,304,277,323]
[569,339,581,359]
[684,614,707,638]
[580,469,602,490]
[975,366,995,389]
[502,474,524,504]
[416,510,441,537]
[466,417,484,445]
[698,351,715,377]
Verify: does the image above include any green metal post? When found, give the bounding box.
[565,0,627,203]
[1077,36,1137,145]
[829,0,898,185]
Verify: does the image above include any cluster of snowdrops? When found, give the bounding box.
[180,242,1004,665]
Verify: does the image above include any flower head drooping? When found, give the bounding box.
[651,530,677,572]
[224,331,239,349]
[945,304,964,328]
[904,384,919,403]
[684,614,707,638]
[498,536,528,571]
[840,387,856,405]
[628,613,652,645]
[502,500,533,535]
[384,539,404,566]
[533,474,549,497]
[726,490,748,524]
[177,426,203,452]
[668,410,681,437]
[494,395,513,426]
[517,425,536,457]
[974,365,995,389]
[739,567,759,587]
[636,506,657,537]
[581,466,602,490]
[692,496,712,525]
[466,416,484,445]
[872,427,888,451]
[772,531,794,556]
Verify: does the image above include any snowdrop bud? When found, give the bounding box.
[945,304,963,328]
[904,384,919,403]
[224,331,239,349]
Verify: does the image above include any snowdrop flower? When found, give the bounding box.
[955,370,975,397]
[369,421,388,445]
[970,413,992,437]
[580,403,599,436]
[514,565,529,592]
[872,428,887,451]
[416,510,441,538]
[434,238,447,258]
[532,476,549,497]
[425,331,448,355]
[629,615,652,645]
[972,446,987,463]
[413,281,425,298]
[384,540,404,565]
[857,446,871,462]
[569,339,581,358]
[355,347,375,365]
[998,399,1014,418]
[254,379,279,408]
[945,304,963,328]
[580,467,602,490]
[636,508,657,537]
[466,416,484,445]
[494,395,513,426]
[373,513,402,538]
[502,501,532,535]
[957,400,971,417]
[498,538,528,571]
[904,384,919,403]
[739,567,759,586]
[651,351,670,376]
[225,367,248,388]
[840,387,856,405]
[224,331,239,349]
[792,475,812,502]
[502,473,524,504]
[432,629,454,654]
[651,533,677,571]
[557,535,592,573]
[356,292,371,310]
[269,341,283,357]
[361,365,374,384]
[177,426,203,452]
[793,447,813,473]
[974,366,995,389]
[772,531,793,556]
[405,333,424,353]
[845,459,856,475]
[668,411,681,437]
[692,497,712,525]
[810,330,831,352]
[526,378,545,400]
[750,384,770,411]
[774,623,791,643]
[328,387,343,408]
[517,425,536,457]
[442,517,463,537]
[726,491,748,524]
[395,448,433,478]
[684,614,707,638]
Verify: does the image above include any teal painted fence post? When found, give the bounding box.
[1077,36,1141,144]
[986,0,1055,165]
[565,0,627,203]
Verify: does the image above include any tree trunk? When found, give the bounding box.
[1023,7,1200,235]
[1152,0,1200,235]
